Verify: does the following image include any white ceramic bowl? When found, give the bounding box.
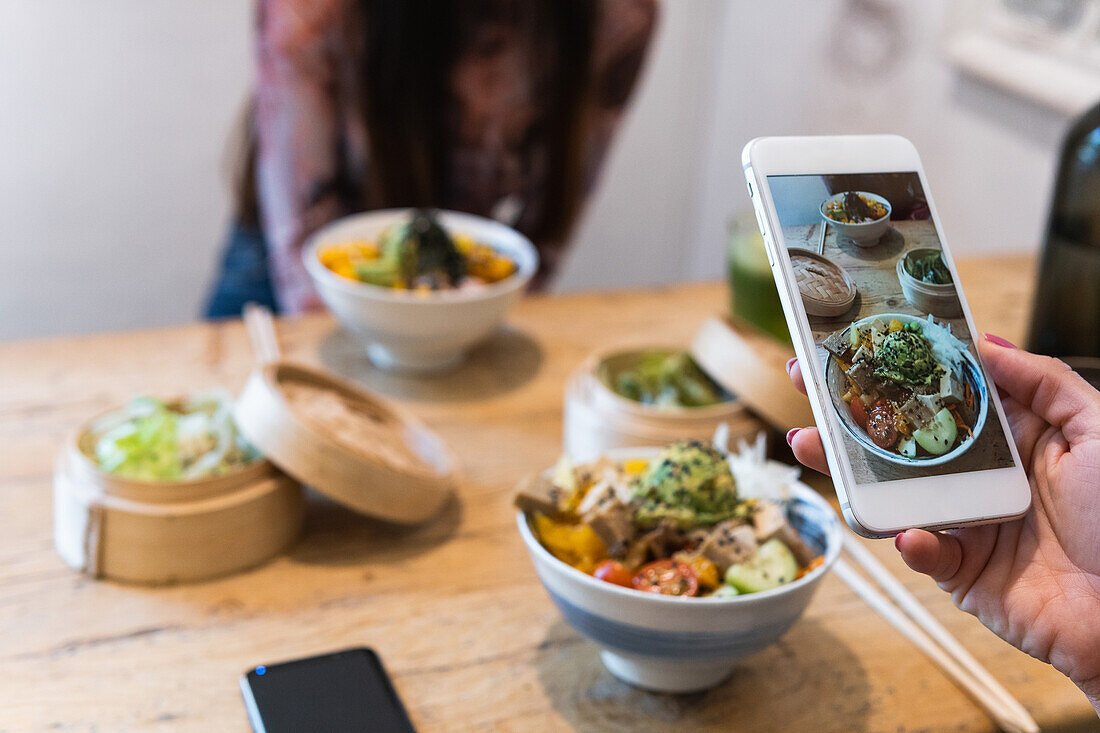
[896,251,962,318]
[516,448,842,693]
[820,191,891,247]
[824,313,988,466]
[303,209,539,373]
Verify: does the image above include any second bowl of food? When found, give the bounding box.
[304,208,538,372]
[564,346,768,463]
[897,249,961,317]
[515,441,841,693]
[823,314,988,466]
[821,191,891,247]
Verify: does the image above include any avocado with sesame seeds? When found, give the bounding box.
[873,326,943,386]
[632,441,740,528]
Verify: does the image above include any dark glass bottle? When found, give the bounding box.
[1028,102,1100,359]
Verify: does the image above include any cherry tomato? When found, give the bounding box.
[593,560,633,588]
[848,398,868,430]
[867,405,899,449]
[632,560,699,597]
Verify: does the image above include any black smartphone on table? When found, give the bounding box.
[240,647,416,733]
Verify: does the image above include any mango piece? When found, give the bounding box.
[533,514,607,574]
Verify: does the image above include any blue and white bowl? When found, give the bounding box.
[824,313,988,467]
[515,449,842,693]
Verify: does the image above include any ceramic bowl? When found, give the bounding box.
[896,251,962,318]
[515,448,842,693]
[303,209,538,373]
[820,191,891,247]
[824,313,988,466]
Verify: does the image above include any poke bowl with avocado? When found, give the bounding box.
[820,191,892,246]
[514,439,841,692]
[823,314,988,466]
[303,208,538,372]
[315,208,519,293]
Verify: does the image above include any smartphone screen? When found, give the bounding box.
[240,648,416,733]
[764,172,1016,485]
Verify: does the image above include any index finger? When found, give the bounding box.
[786,357,808,396]
[978,336,1100,445]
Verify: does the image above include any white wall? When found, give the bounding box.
[554,1,724,291]
[0,0,1077,340]
[0,1,252,340]
[678,0,1071,281]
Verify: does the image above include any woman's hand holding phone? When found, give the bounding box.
[787,335,1100,715]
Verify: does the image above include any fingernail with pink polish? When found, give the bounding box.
[785,357,797,375]
[785,428,800,446]
[983,333,1017,349]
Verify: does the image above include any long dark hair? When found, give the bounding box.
[237,0,595,248]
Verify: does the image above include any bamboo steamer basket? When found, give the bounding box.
[53,304,458,584]
[53,409,304,585]
[54,361,457,583]
[233,361,457,525]
[563,345,768,462]
[790,247,856,317]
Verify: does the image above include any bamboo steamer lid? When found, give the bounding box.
[53,406,304,585]
[690,316,815,432]
[789,247,856,317]
[234,360,456,525]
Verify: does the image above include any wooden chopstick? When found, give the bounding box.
[832,560,1034,732]
[841,536,1038,730]
[243,302,281,364]
[833,552,1038,733]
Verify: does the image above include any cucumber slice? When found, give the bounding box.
[724,538,799,594]
[912,408,957,456]
[712,585,741,598]
[898,436,917,458]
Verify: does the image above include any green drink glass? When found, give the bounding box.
[727,215,790,344]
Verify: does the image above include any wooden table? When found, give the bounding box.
[1,256,1095,732]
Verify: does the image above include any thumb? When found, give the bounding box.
[895,528,963,585]
[978,335,1100,445]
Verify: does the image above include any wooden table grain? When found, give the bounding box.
[1,257,1096,732]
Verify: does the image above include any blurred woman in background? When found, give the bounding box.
[206,0,657,317]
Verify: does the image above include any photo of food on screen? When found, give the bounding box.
[766,172,1016,484]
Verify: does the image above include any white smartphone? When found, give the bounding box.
[743,134,1031,538]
